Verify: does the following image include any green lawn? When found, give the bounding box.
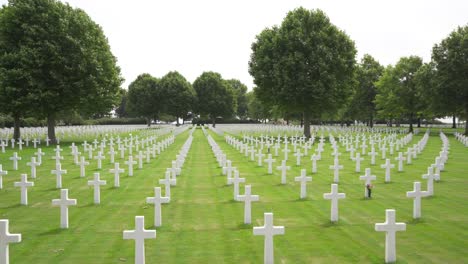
[0,127,467,263]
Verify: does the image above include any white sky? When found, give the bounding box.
[1,0,467,90]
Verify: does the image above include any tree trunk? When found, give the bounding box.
[212,117,216,128]
[146,118,151,127]
[13,114,21,140]
[303,112,311,139]
[176,116,180,126]
[452,114,457,129]
[47,114,57,144]
[389,119,393,127]
[465,108,468,135]
[409,113,414,133]
[417,117,421,128]
[369,114,374,128]
[300,117,304,128]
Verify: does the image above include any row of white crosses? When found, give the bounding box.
[0,130,182,264]
[123,128,195,264]
[454,132,468,146]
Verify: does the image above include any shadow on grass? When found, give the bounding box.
[39,228,66,236]
[321,221,342,228]
[1,203,23,209]
[235,223,252,230]
[407,218,426,225]
[292,198,312,202]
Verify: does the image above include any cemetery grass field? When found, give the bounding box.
[1,127,467,263]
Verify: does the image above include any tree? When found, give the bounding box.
[432,25,468,134]
[0,0,122,143]
[246,91,270,122]
[114,88,128,118]
[193,72,236,127]
[348,54,384,127]
[159,71,196,125]
[249,8,356,138]
[127,73,161,126]
[375,57,423,131]
[226,79,248,119]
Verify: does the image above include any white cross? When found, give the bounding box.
[26,157,40,179]
[110,162,124,187]
[51,163,67,189]
[170,161,181,179]
[311,154,319,173]
[0,141,6,153]
[136,151,144,169]
[88,173,107,204]
[380,159,394,182]
[71,147,81,165]
[323,183,346,222]
[125,156,137,176]
[406,148,412,164]
[52,189,77,229]
[34,148,45,164]
[123,216,156,264]
[422,166,436,196]
[294,169,312,199]
[76,157,89,178]
[256,150,265,166]
[264,154,276,174]
[294,149,303,166]
[14,174,34,205]
[223,161,236,185]
[253,212,285,264]
[395,152,405,172]
[107,147,116,163]
[228,170,245,201]
[9,152,21,171]
[351,152,364,173]
[368,147,377,165]
[276,160,290,184]
[406,181,429,219]
[0,165,7,190]
[119,145,126,159]
[52,152,63,167]
[237,185,259,224]
[159,170,176,198]
[16,139,24,150]
[31,138,40,148]
[282,146,290,161]
[0,219,22,264]
[9,139,14,149]
[375,209,406,263]
[359,168,376,198]
[94,152,105,170]
[146,187,170,227]
[380,145,387,159]
[329,158,343,183]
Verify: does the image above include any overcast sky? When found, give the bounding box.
[2,0,467,90]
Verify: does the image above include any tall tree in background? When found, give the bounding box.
[0,0,122,143]
[160,71,196,125]
[375,57,423,132]
[226,79,248,119]
[193,72,236,127]
[432,25,468,134]
[127,73,162,126]
[115,88,128,118]
[348,54,384,127]
[249,8,356,138]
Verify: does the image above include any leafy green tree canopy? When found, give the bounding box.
[0,0,122,142]
[226,79,248,119]
[159,71,196,125]
[193,71,236,127]
[127,73,161,126]
[432,25,468,134]
[249,8,356,137]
